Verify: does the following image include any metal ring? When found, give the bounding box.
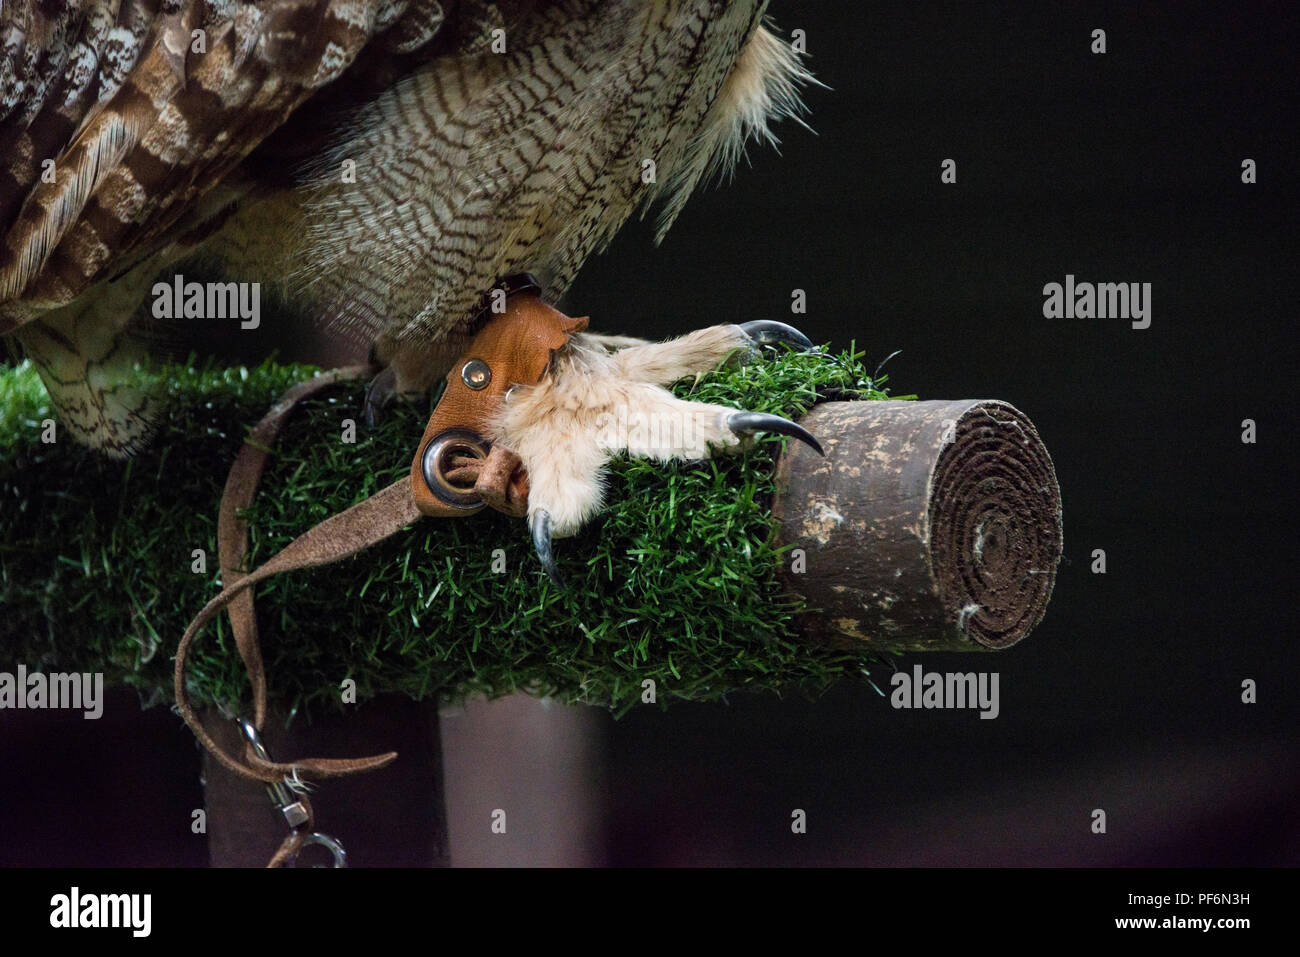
[421,428,489,509]
[289,832,348,869]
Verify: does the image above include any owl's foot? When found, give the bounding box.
[363,365,396,429]
[364,365,436,429]
[496,321,821,584]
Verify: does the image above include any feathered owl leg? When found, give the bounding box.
[493,321,820,583]
[581,333,655,352]
[13,271,163,457]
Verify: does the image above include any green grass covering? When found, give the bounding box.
[0,346,901,718]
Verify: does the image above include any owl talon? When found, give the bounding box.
[530,509,565,587]
[363,367,397,429]
[727,411,824,456]
[738,320,815,353]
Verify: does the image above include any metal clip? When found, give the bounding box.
[288,832,348,868]
[239,719,348,868]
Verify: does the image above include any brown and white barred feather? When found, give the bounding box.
[0,0,812,454]
[0,0,448,316]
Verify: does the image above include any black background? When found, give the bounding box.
[1,1,1296,868]
[572,0,1298,865]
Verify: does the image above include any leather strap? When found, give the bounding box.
[176,477,418,785]
[217,366,374,733]
[411,293,587,515]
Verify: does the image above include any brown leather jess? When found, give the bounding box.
[172,291,587,866]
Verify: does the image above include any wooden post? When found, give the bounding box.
[773,400,1062,652]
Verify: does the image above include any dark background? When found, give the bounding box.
[574,0,1299,865]
[2,1,1296,866]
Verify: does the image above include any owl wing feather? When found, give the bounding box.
[0,0,452,332]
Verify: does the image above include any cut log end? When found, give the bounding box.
[774,400,1063,652]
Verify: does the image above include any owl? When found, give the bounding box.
[1,0,822,578]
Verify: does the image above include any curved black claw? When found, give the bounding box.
[363,366,397,430]
[727,411,825,457]
[530,509,565,587]
[739,320,815,353]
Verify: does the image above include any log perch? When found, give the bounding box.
[0,357,1064,715]
[774,400,1063,652]
[0,360,1064,867]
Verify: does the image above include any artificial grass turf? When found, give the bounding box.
[0,346,900,718]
